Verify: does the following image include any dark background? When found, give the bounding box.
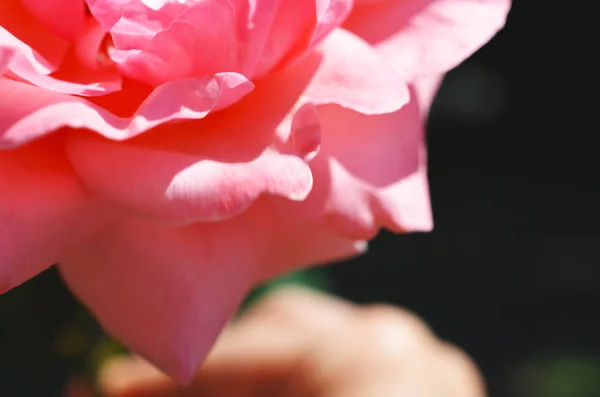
[332,1,600,395]
[2,0,598,395]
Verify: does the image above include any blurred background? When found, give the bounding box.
[2,0,598,396]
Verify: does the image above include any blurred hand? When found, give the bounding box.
[96,287,484,397]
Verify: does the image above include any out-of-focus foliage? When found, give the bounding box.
[241,266,335,313]
[510,353,600,397]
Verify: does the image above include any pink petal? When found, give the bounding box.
[0,38,121,96]
[60,28,411,225]
[20,0,87,40]
[58,200,365,382]
[344,0,511,80]
[74,18,116,72]
[248,90,432,243]
[241,0,317,78]
[299,28,409,115]
[61,69,322,224]
[85,0,353,84]
[108,1,240,85]
[260,0,353,73]
[86,0,274,84]
[0,136,98,294]
[54,78,427,383]
[261,27,409,118]
[0,0,120,96]
[0,0,69,68]
[0,73,253,148]
[290,102,322,161]
[48,18,123,90]
[310,0,354,46]
[65,132,314,224]
[414,74,445,116]
[58,217,253,383]
[248,197,370,283]
[301,87,433,239]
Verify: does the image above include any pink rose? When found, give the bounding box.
[1,0,510,381]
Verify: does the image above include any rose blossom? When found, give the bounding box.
[0,0,510,381]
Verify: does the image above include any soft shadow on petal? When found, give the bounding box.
[0,0,69,68]
[344,0,511,80]
[65,133,314,224]
[0,0,120,96]
[251,0,353,76]
[62,61,323,224]
[57,196,366,383]
[44,19,123,92]
[20,0,87,40]
[0,74,253,148]
[319,94,432,237]
[242,0,316,78]
[107,1,239,85]
[87,0,352,84]
[253,197,369,282]
[59,216,255,383]
[278,87,433,240]
[60,32,411,226]
[0,135,99,294]
[0,39,121,96]
[309,0,354,46]
[302,28,409,114]
[270,28,409,117]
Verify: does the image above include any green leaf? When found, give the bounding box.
[239,266,333,314]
